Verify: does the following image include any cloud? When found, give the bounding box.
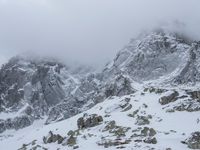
[0,0,200,67]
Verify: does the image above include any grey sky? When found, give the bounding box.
[0,0,200,66]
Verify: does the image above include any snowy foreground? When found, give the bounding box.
[0,85,199,150]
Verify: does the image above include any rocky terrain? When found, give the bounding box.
[0,29,200,150]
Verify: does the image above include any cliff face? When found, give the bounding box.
[0,54,134,132]
[0,56,89,131]
[103,31,200,85]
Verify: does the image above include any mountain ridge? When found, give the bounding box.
[0,29,200,150]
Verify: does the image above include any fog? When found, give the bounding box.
[0,0,200,67]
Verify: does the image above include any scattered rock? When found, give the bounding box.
[18,141,47,150]
[77,114,103,129]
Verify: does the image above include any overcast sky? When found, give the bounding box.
[0,0,200,67]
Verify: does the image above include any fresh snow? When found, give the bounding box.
[0,87,199,150]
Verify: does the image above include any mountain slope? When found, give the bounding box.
[1,86,200,150]
[0,29,200,150]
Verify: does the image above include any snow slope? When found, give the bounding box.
[0,85,199,150]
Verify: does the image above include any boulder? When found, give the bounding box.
[143,137,157,144]
[159,91,179,105]
[62,135,77,147]
[141,127,156,137]
[67,135,77,146]
[77,114,103,129]
[185,132,200,149]
[136,115,150,125]
[43,131,65,144]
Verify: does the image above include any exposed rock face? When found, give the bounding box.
[103,30,200,85]
[159,91,179,105]
[188,91,200,100]
[185,132,200,149]
[0,54,136,133]
[0,115,33,133]
[172,99,200,112]
[77,114,103,129]
[0,56,104,132]
[104,75,135,97]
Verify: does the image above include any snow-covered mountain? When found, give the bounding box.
[103,29,200,85]
[0,54,134,133]
[0,29,200,150]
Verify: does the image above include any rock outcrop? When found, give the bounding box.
[43,131,65,144]
[77,114,103,129]
[185,132,200,149]
[159,91,179,105]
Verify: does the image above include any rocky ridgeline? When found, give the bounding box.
[0,55,135,133]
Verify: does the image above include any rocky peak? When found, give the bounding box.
[0,55,97,132]
[103,30,200,85]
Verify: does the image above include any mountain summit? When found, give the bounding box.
[103,30,200,85]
